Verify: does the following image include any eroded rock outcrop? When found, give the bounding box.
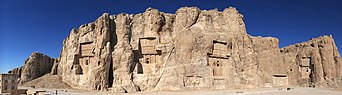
[281,35,342,88]
[9,52,55,84]
[10,6,341,92]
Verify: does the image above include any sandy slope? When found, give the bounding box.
[22,75,72,89]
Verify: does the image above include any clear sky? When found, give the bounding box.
[1,0,342,73]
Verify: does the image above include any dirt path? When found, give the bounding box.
[19,87,342,95]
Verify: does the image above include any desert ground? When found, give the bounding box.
[20,86,342,95]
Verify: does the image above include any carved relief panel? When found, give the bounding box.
[74,42,94,75]
[185,75,203,87]
[300,57,312,79]
[136,37,162,75]
[80,42,95,57]
[208,58,228,76]
[272,74,288,87]
[208,40,230,58]
[208,40,230,77]
[140,37,159,54]
[301,67,311,78]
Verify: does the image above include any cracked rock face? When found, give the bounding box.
[33,6,342,92]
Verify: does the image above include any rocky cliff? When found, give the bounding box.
[9,52,55,84]
[10,6,342,92]
[55,7,342,92]
[281,35,342,88]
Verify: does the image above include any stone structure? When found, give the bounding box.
[207,40,232,89]
[0,74,18,94]
[8,7,342,93]
[272,74,288,87]
[136,37,162,75]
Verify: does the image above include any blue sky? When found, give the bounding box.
[1,0,342,73]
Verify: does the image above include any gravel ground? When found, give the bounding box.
[19,87,342,95]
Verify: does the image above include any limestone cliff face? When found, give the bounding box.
[57,13,114,91]
[44,6,342,92]
[9,52,55,84]
[281,35,342,88]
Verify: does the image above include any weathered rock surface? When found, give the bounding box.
[57,13,114,91]
[9,52,55,84]
[281,35,342,88]
[8,67,23,77]
[9,6,342,92]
